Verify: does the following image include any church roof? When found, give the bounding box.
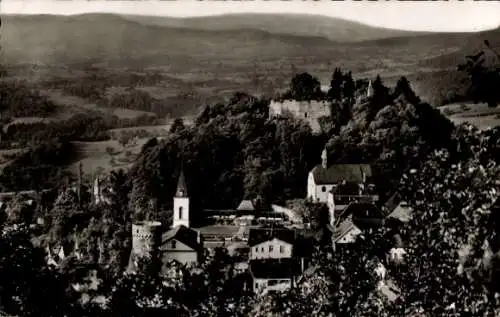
[162,225,201,251]
[330,181,361,195]
[311,164,373,185]
[175,169,188,197]
[248,227,296,247]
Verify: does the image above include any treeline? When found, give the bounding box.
[45,70,204,117]
[45,69,165,102]
[97,89,207,118]
[0,80,58,117]
[127,70,453,222]
[0,112,159,148]
[0,141,76,191]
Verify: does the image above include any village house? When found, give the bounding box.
[248,228,295,260]
[247,227,311,294]
[334,214,363,244]
[333,202,385,247]
[307,148,375,203]
[160,225,203,267]
[249,258,301,295]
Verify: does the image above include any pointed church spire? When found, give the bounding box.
[175,167,188,197]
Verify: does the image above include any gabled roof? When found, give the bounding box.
[387,203,411,223]
[249,259,300,279]
[384,192,402,213]
[162,225,201,251]
[311,164,373,185]
[334,216,361,242]
[237,199,256,211]
[248,228,296,247]
[175,169,188,197]
[341,202,385,220]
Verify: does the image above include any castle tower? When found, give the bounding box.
[367,80,374,98]
[173,168,190,228]
[321,147,328,169]
[128,221,162,271]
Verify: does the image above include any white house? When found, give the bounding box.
[248,228,295,260]
[307,148,374,203]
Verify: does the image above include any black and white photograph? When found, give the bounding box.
[0,0,500,315]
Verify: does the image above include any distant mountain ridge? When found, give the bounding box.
[1,13,498,108]
[120,13,429,43]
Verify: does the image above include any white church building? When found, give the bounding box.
[307,148,376,204]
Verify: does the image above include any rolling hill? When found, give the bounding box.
[120,13,428,43]
[1,13,498,107]
[0,13,469,76]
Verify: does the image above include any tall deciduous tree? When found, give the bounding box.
[290,72,323,101]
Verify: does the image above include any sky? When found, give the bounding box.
[2,0,500,32]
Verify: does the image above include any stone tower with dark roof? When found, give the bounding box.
[173,168,190,228]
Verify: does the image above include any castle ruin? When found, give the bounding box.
[268,100,331,133]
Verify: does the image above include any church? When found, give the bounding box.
[128,168,203,273]
[307,148,375,203]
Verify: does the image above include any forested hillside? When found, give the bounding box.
[1,65,500,316]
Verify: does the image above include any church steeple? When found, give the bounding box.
[175,168,188,197]
[173,166,190,228]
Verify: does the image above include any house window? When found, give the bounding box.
[269,245,273,252]
[304,112,308,118]
[322,186,327,192]
[179,206,183,219]
[261,247,264,253]
[280,245,284,253]
[171,241,176,249]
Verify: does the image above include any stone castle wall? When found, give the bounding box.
[269,100,331,133]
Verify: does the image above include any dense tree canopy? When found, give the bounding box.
[1,65,495,317]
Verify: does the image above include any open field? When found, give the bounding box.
[440,103,500,130]
[42,88,157,120]
[68,138,151,176]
